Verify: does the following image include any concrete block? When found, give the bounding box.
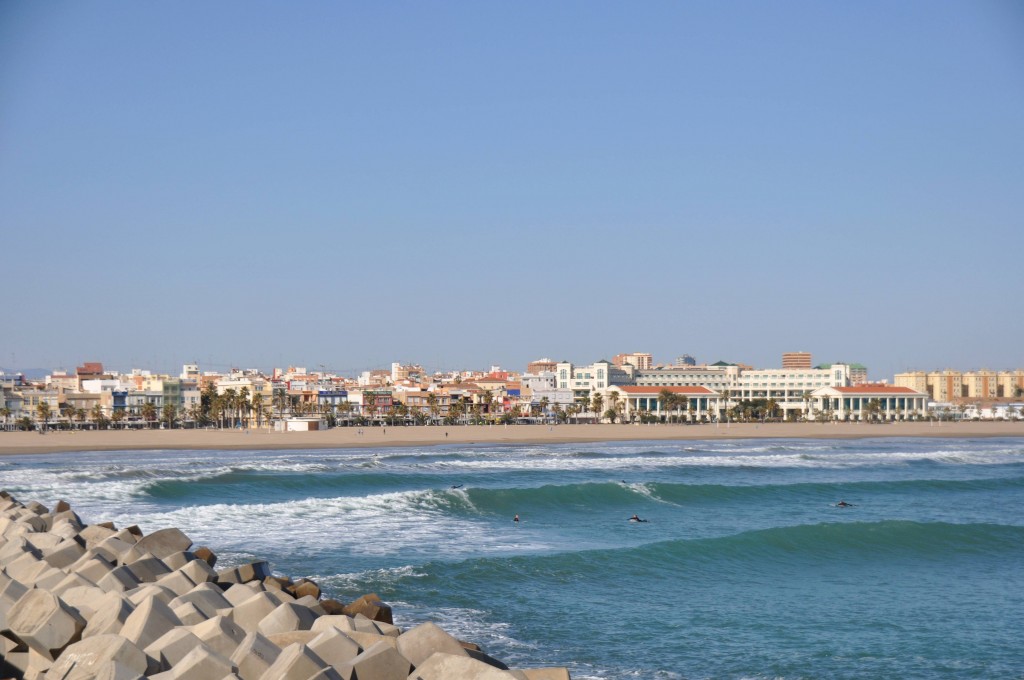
[58,584,108,620]
[1,631,24,654]
[293,595,326,615]
[143,628,205,674]
[465,648,509,671]
[126,583,177,607]
[410,652,515,680]
[7,589,87,661]
[352,613,383,634]
[256,601,318,637]
[34,566,72,592]
[134,527,193,560]
[256,643,339,680]
[229,631,281,680]
[110,528,140,546]
[172,601,209,626]
[154,569,198,598]
[308,625,361,669]
[50,572,98,598]
[345,630,397,652]
[232,591,288,632]
[96,565,142,593]
[72,554,116,585]
[124,555,171,583]
[70,659,145,680]
[0,535,36,566]
[191,615,248,659]
[6,550,47,583]
[1,572,31,625]
[310,614,356,635]
[346,593,393,626]
[82,591,135,638]
[79,525,118,548]
[118,595,181,651]
[265,631,319,648]
[50,519,85,541]
[375,621,401,637]
[25,500,48,515]
[42,539,87,570]
[93,537,135,564]
[21,647,54,679]
[179,556,217,585]
[161,644,235,680]
[223,582,264,607]
[288,578,320,600]
[162,550,196,571]
[25,533,63,552]
[396,621,468,669]
[170,582,233,618]
[339,640,411,680]
[193,546,218,567]
[217,561,271,585]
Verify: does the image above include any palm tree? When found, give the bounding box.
[606,392,619,422]
[90,404,105,430]
[36,402,52,431]
[251,393,265,429]
[0,406,10,431]
[111,408,126,429]
[61,403,76,430]
[427,393,440,424]
[162,404,177,429]
[658,389,675,423]
[222,389,238,428]
[590,393,604,423]
[239,387,251,428]
[141,401,157,428]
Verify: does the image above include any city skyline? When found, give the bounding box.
[3,3,1023,379]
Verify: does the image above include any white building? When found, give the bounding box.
[556,360,635,406]
[810,385,929,421]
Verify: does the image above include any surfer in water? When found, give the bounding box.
[450,484,463,489]
[629,514,648,523]
[513,514,520,523]
[835,500,854,507]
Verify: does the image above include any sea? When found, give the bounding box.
[3,435,1023,679]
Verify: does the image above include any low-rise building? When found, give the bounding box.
[810,385,928,421]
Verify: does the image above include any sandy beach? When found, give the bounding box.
[2,420,1023,456]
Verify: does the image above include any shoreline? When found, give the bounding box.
[2,421,1023,456]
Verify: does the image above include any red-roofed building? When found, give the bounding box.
[610,385,720,422]
[810,385,928,421]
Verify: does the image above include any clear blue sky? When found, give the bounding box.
[3,2,1022,380]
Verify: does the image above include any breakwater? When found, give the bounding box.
[0,490,569,679]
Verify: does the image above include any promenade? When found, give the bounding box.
[2,421,1023,456]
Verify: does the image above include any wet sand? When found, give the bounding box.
[1,421,1022,456]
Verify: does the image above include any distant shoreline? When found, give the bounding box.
[1,421,1022,456]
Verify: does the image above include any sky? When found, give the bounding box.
[2,1,1023,380]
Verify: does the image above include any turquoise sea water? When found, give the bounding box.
[3,436,1023,679]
